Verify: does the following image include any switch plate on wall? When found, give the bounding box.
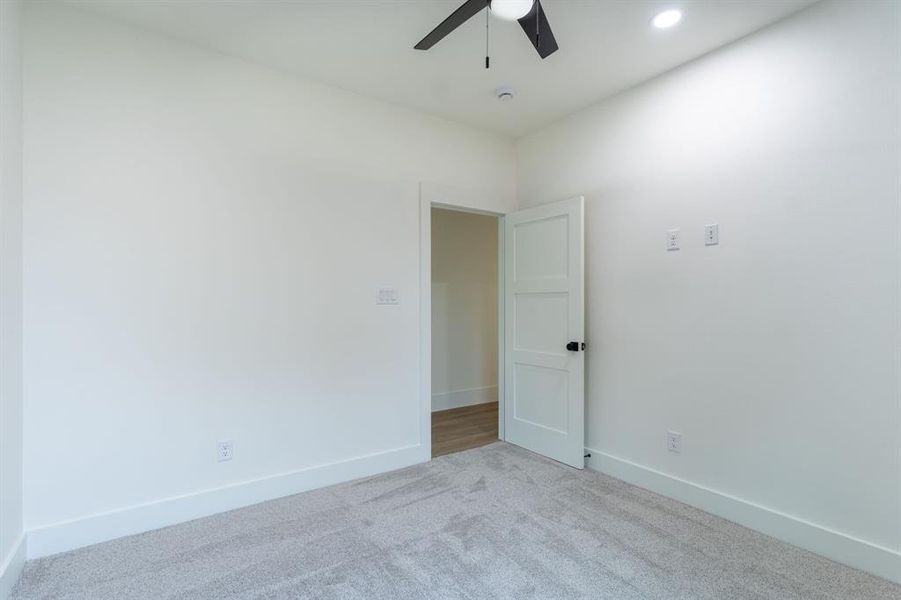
[705,223,719,246]
[376,287,399,305]
[666,229,680,251]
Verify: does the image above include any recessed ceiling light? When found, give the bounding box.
[652,9,683,29]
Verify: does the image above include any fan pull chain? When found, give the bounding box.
[485,2,490,69]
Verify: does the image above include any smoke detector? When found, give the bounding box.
[496,86,516,101]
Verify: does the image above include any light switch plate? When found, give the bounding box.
[667,229,680,251]
[376,287,399,305]
[705,223,719,246]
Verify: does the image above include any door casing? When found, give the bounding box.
[419,196,506,460]
[420,193,585,464]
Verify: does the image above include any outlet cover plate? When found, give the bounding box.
[705,223,719,246]
[218,440,234,462]
[667,431,682,454]
[667,229,680,251]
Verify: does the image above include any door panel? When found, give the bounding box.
[513,364,570,433]
[504,197,585,468]
[513,215,569,280]
[514,293,568,354]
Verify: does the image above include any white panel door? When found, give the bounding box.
[504,197,584,468]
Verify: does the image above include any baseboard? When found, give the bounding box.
[0,534,26,600]
[586,448,901,585]
[432,386,497,412]
[27,443,427,560]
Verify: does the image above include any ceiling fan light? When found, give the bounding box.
[490,0,534,21]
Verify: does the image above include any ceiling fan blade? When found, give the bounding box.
[517,0,558,59]
[415,0,488,50]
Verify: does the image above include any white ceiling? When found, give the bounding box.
[61,0,817,137]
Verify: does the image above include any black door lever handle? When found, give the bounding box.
[566,342,585,352]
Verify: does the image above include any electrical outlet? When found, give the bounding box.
[667,431,682,454]
[705,223,719,246]
[217,440,234,462]
[666,229,680,251]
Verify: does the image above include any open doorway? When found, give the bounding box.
[430,207,500,457]
[421,196,584,466]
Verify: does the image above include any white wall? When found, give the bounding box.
[431,208,498,412]
[0,0,26,595]
[22,2,515,557]
[517,0,901,582]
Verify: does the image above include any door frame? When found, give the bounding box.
[419,195,506,459]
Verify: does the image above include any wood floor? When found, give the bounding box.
[431,402,499,458]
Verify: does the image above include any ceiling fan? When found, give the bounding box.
[414,0,558,66]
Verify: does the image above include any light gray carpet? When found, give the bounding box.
[12,442,900,599]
